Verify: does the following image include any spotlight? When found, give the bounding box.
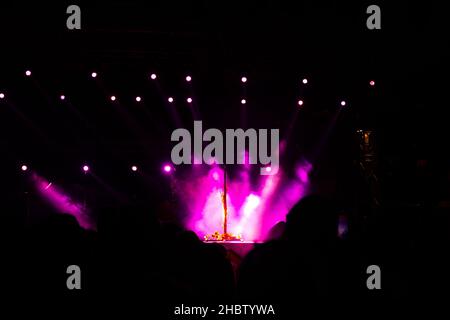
[60,94,65,100]
[241,99,246,105]
[298,99,304,106]
[369,80,375,86]
[186,75,192,82]
[187,97,192,103]
[241,76,247,83]
[168,97,174,103]
[150,73,157,80]
[163,164,172,173]
[25,70,31,77]
[82,165,89,172]
[0,93,4,99]
[21,165,28,172]
[110,95,116,101]
[340,100,346,107]
[264,166,272,173]
[91,72,97,78]
[212,171,220,181]
[302,78,308,84]
[135,96,142,102]
[131,165,138,172]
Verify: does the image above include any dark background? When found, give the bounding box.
[1,1,450,316]
[0,0,449,217]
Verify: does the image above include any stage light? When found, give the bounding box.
[264,166,272,173]
[212,171,220,181]
[60,94,65,100]
[21,165,28,172]
[168,97,174,103]
[340,100,346,106]
[187,97,192,103]
[302,78,308,84]
[163,164,172,173]
[110,95,116,101]
[150,73,157,80]
[369,80,375,86]
[298,99,304,106]
[135,96,142,102]
[131,165,138,172]
[241,76,247,83]
[0,93,4,99]
[82,165,89,172]
[186,75,192,82]
[91,72,97,78]
[241,99,246,104]
[25,70,31,77]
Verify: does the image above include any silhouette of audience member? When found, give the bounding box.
[266,221,286,241]
[238,195,344,302]
[13,189,448,316]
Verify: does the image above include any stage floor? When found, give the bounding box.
[204,241,259,259]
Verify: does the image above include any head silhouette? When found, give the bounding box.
[285,195,338,248]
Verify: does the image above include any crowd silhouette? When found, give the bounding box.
[3,192,450,316]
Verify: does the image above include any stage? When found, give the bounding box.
[204,240,258,258]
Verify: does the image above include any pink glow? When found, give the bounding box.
[150,73,157,80]
[168,97,174,103]
[302,78,308,84]
[178,161,312,241]
[241,99,246,105]
[296,161,312,183]
[25,70,31,76]
[241,76,247,83]
[32,173,93,230]
[298,99,304,106]
[186,75,192,82]
[21,165,28,171]
[0,93,5,99]
[369,80,375,86]
[187,97,193,103]
[110,95,116,101]
[242,150,251,169]
[60,94,65,100]
[163,164,172,173]
[135,96,142,102]
[234,194,261,239]
[91,72,97,78]
[131,165,138,172]
[82,165,89,172]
